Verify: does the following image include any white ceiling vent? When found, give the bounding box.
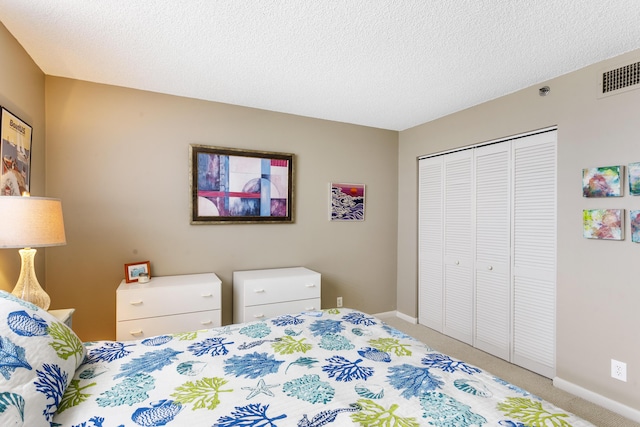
[597,60,640,98]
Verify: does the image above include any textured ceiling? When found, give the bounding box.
[1,1,640,131]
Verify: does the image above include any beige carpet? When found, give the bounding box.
[378,314,639,427]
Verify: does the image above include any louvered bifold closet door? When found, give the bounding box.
[418,156,444,330]
[474,143,511,360]
[443,150,474,345]
[511,130,557,378]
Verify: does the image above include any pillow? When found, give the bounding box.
[0,290,86,427]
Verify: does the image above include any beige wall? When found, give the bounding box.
[44,77,399,341]
[398,49,640,412]
[0,24,46,292]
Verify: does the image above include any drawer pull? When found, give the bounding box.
[305,306,316,310]
[129,300,143,306]
[305,283,316,288]
[201,320,213,325]
[129,329,143,336]
[201,293,213,297]
[253,313,265,318]
[253,289,265,293]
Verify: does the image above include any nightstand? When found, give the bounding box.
[49,308,75,329]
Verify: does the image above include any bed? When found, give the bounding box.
[0,290,595,427]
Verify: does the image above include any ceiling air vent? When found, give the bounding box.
[597,60,640,98]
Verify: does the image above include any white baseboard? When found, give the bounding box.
[396,311,417,324]
[373,310,417,324]
[373,310,397,319]
[553,377,640,423]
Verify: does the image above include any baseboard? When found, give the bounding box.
[395,311,418,324]
[373,310,417,324]
[373,310,397,319]
[553,377,640,423]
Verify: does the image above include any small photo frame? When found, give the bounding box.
[124,261,151,283]
[582,165,623,197]
[330,182,365,221]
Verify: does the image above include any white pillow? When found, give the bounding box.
[0,290,86,427]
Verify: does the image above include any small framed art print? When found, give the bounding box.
[124,261,151,283]
[330,182,365,221]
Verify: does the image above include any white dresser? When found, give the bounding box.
[116,272,221,340]
[233,267,321,323]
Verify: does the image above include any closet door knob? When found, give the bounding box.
[488,266,493,271]
[455,261,460,265]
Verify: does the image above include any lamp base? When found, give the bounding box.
[11,248,51,310]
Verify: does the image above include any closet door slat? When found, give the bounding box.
[418,157,444,330]
[512,131,557,378]
[474,143,511,360]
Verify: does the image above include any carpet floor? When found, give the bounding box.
[378,314,639,427]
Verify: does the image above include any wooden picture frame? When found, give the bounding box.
[1,107,33,196]
[190,144,294,224]
[124,261,151,283]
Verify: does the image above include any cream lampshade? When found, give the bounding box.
[0,195,66,310]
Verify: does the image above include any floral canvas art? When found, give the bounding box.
[582,165,622,197]
[583,209,624,240]
[628,162,640,195]
[631,210,640,243]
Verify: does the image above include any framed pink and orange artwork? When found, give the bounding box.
[330,182,365,221]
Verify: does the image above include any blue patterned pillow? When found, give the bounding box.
[0,290,86,427]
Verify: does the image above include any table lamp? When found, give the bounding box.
[0,195,66,310]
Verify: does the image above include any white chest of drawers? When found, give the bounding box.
[116,272,221,341]
[233,267,321,323]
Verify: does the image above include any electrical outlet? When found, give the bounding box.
[336,296,343,307]
[611,359,627,382]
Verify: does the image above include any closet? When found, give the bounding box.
[418,129,557,378]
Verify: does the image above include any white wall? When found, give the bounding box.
[398,49,640,414]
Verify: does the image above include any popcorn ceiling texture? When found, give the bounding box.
[1,1,639,130]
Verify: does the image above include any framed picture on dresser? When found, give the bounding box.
[124,261,151,283]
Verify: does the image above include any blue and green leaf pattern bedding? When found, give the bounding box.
[49,309,594,426]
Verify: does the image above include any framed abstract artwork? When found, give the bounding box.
[190,145,294,224]
[583,209,624,240]
[628,162,640,195]
[0,107,32,196]
[630,210,640,243]
[582,165,623,197]
[330,182,365,221]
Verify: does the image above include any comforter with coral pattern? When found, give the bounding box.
[50,308,594,426]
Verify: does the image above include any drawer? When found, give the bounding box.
[240,298,321,322]
[116,309,221,341]
[240,276,320,306]
[117,282,220,321]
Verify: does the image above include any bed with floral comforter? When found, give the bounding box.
[0,291,594,426]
